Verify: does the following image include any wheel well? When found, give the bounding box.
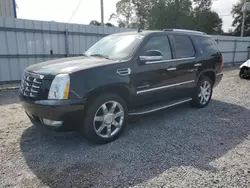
[86,85,130,105]
[241,66,248,70]
[200,71,215,85]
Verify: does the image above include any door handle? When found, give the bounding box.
[117,68,131,76]
[194,63,202,67]
[167,67,177,71]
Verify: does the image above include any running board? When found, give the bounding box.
[128,98,192,116]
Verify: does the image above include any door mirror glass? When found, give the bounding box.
[139,50,164,63]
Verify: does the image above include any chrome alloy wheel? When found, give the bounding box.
[198,80,212,105]
[93,101,124,138]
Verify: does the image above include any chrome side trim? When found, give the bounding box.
[216,73,223,76]
[145,57,195,65]
[167,67,177,71]
[137,80,195,94]
[128,98,192,116]
[194,63,202,67]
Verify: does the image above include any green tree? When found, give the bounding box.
[89,21,115,27]
[109,0,137,28]
[111,0,223,34]
[193,0,213,11]
[194,10,223,34]
[232,0,250,36]
[147,0,194,30]
[89,20,101,26]
[105,23,115,27]
[193,0,223,34]
[132,0,154,29]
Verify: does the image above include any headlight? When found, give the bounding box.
[48,74,70,99]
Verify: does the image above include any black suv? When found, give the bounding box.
[20,29,223,144]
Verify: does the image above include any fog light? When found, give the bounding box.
[42,118,62,127]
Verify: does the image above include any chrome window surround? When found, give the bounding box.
[140,55,163,62]
[145,57,196,65]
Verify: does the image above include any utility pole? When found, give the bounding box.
[241,11,246,37]
[241,2,250,37]
[100,0,104,25]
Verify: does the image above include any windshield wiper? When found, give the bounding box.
[89,54,111,59]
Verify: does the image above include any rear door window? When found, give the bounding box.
[195,36,219,57]
[172,35,195,59]
[141,35,172,60]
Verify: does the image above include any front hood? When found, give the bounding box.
[26,56,117,75]
[240,59,250,68]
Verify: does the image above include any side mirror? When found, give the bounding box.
[139,50,163,63]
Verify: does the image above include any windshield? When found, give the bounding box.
[85,34,143,60]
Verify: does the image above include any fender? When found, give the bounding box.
[83,82,133,107]
[196,69,216,83]
[240,60,250,69]
[69,60,134,99]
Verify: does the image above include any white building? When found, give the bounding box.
[0,0,16,18]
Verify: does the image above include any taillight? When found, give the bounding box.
[220,55,224,72]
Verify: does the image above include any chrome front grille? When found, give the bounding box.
[21,72,44,98]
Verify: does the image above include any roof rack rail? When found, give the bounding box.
[163,28,206,35]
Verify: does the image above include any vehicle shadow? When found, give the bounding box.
[20,100,250,188]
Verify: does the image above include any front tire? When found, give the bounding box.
[239,67,247,79]
[191,76,213,108]
[81,93,128,144]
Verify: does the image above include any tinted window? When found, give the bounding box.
[142,36,172,60]
[172,35,195,58]
[196,36,219,56]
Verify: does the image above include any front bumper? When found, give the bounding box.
[20,94,85,129]
[214,73,223,87]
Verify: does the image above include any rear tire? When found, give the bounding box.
[191,76,213,108]
[81,93,128,144]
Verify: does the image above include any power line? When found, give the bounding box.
[68,0,83,23]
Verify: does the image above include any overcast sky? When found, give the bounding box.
[16,0,238,32]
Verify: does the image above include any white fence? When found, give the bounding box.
[212,35,250,65]
[0,18,249,83]
[0,18,133,83]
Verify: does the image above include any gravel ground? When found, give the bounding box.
[0,68,250,188]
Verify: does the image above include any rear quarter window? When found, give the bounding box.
[195,36,219,57]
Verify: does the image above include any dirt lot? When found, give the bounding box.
[0,68,250,188]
